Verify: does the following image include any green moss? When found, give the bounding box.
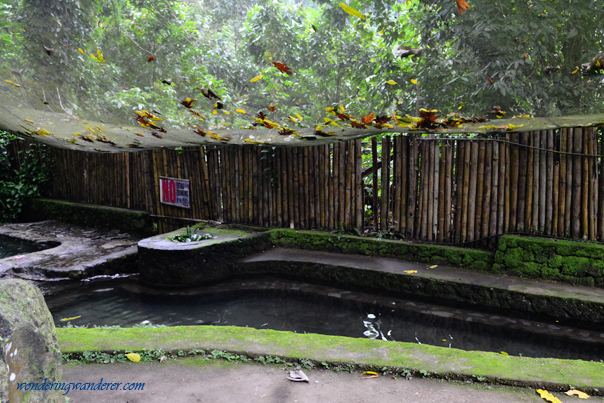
[55,326,604,393]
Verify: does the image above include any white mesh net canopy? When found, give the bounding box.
[0,0,603,152]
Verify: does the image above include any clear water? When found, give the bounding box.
[0,234,52,259]
[43,277,604,362]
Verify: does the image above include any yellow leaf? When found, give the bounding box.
[288,116,299,123]
[316,125,323,132]
[325,107,335,112]
[385,80,397,85]
[565,390,590,399]
[224,111,230,115]
[250,75,263,82]
[4,80,20,87]
[411,79,418,85]
[36,129,51,136]
[60,315,81,321]
[404,270,418,274]
[597,61,601,67]
[428,265,438,269]
[97,49,105,63]
[73,133,81,136]
[458,105,463,110]
[339,104,345,113]
[236,109,246,114]
[78,48,84,54]
[126,353,141,363]
[212,109,217,115]
[296,113,303,120]
[536,389,563,403]
[90,53,98,61]
[500,351,508,355]
[571,66,579,75]
[362,371,378,375]
[339,3,365,20]
[23,119,33,124]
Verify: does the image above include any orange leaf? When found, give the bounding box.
[361,112,375,124]
[456,0,470,15]
[272,61,292,75]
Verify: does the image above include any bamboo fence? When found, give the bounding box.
[7,128,604,242]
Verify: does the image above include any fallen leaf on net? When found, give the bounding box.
[427,265,437,269]
[404,270,418,274]
[565,389,590,399]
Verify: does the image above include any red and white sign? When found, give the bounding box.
[159,176,190,208]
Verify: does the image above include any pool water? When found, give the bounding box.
[0,234,52,259]
[43,276,604,361]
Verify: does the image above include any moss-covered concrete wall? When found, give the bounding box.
[23,198,153,236]
[494,235,604,287]
[270,230,496,272]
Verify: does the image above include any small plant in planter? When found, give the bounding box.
[166,226,215,243]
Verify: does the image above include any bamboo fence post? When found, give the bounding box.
[489,141,500,247]
[328,144,335,229]
[415,141,424,238]
[393,136,402,233]
[558,129,567,236]
[504,134,511,233]
[525,134,534,230]
[582,129,590,239]
[589,128,597,240]
[407,137,418,237]
[460,140,471,242]
[419,141,429,239]
[509,133,520,231]
[355,140,364,231]
[344,142,353,228]
[287,147,295,228]
[531,132,540,231]
[438,141,446,242]
[318,146,325,229]
[475,141,486,240]
[432,140,440,240]
[517,133,529,231]
[381,137,391,232]
[454,140,464,243]
[572,128,582,238]
[553,151,560,237]
[444,140,453,242]
[482,141,492,241]
[565,129,574,237]
[497,141,506,236]
[545,130,554,234]
[537,131,546,232]
[426,140,435,240]
[372,137,379,230]
[401,136,409,236]
[599,129,604,240]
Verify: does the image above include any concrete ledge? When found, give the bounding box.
[24,199,153,236]
[56,326,604,395]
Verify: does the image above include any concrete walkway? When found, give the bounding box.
[61,359,558,403]
[243,247,604,305]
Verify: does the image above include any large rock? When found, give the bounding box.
[0,279,65,402]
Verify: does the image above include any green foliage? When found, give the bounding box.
[166,225,215,243]
[0,132,53,222]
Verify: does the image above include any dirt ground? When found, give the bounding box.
[60,358,586,403]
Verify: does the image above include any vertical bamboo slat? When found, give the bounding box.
[381,137,391,232]
[475,141,486,239]
[545,130,554,234]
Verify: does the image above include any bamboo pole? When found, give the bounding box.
[558,129,567,236]
[509,133,519,231]
[444,140,453,242]
[531,132,540,231]
[525,134,534,231]
[337,143,345,228]
[467,141,479,242]
[475,141,486,239]
[572,128,582,238]
[537,131,546,232]
[381,137,391,232]
[599,129,604,240]
[328,145,334,229]
[517,133,529,231]
[426,140,435,240]
[433,140,442,241]
[504,134,511,233]
[393,136,402,233]
[454,140,465,243]
[344,143,353,228]
[355,140,364,231]
[553,152,560,237]
[407,137,418,237]
[438,141,446,242]
[371,137,379,230]
[589,128,597,240]
[489,141,500,247]
[482,141,492,241]
[419,141,429,239]
[401,137,409,236]
[287,147,295,228]
[582,129,590,239]
[461,140,471,242]
[545,130,554,234]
